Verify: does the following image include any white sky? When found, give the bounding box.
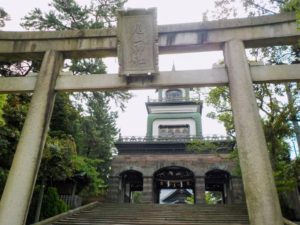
[0,0,226,136]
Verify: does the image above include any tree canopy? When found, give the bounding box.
[21,0,126,30]
[202,0,300,209]
[0,7,9,28]
[20,0,131,183]
[0,0,130,221]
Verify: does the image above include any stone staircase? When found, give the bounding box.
[47,203,250,225]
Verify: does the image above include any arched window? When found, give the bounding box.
[166,89,183,101]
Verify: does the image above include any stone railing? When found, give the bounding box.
[115,135,234,143]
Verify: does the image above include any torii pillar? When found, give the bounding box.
[224,39,283,225]
[0,50,63,225]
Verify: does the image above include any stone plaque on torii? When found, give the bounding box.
[117,8,158,76]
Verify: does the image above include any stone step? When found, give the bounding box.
[49,203,249,225]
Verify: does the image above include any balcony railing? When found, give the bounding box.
[147,97,201,103]
[115,135,234,143]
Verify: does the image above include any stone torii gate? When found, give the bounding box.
[0,8,299,225]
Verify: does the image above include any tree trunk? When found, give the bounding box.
[285,83,300,156]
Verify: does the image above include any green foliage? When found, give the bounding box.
[21,0,132,166]
[206,82,297,190]
[284,0,300,45]
[254,83,295,168]
[205,0,300,195]
[187,139,218,153]
[132,192,142,203]
[39,135,77,182]
[1,0,126,222]
[274,160,298,192]
[0,94,31,195]
[40,134,106,196]
[50,92,81,137]
[207,0,300,45]
[69,58,106,75]
[0,94,7,126]
[0,167,8,196]
[42,187,68,218]
[0,7,9,28]
[205,191,222,205]
[206,86,235,136]
[21,0,127,30]
[228,148,242,176]
[185,195,195,204]
[18,0,131,188]
[284,0,300,25]
[75,92,118,158]
[73,92,119,183]
[72,155,105,196]
[28,187,68,223]
[0,1,131,209]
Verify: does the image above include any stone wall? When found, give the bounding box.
[111,154,237,177]
[107,153,245,204]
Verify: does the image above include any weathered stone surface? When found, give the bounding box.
[41,203,250,225]
[117,8,158,76]
[195,177,205,204]
[1,64,300,93]
[141,177,153,203]
[0,51,63,225]
[231,177,245,204]
[224,39,283,225]
[107,153,245,204]
[111,154,236,177]
[0,12,298,59]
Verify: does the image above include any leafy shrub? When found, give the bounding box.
[27,186,68,224]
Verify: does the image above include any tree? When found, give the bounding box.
[0,94,31,195]
[203,0,300,218]
[27,187,68,224]
[0,0,130,221]
[21,0,131,178]
[21,2,130,219]
[284,0,300,29]
[21,0,126,30]
[71,155,104,196]
[32,134,76,223]
[207,0,299,19]
[205,0,300,156]
[74,92,119,183]
[0,7,10,28]
[49,92,81,138]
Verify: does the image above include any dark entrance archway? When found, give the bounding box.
[120,170,143,203]
[205,169,231,204]
[153,166,195,204]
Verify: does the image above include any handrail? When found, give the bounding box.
[283,218,298,225]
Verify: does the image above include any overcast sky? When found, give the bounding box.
[0,0,226,136]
